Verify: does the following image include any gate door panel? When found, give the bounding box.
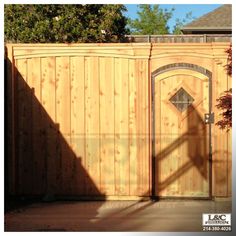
[153,69,210,197]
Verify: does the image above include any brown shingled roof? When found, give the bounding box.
[182,5,232,32]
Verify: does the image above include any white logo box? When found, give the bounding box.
[202,213,231,226]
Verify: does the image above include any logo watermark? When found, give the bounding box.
[202,213,231,232]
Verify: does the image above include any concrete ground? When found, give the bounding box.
[5,199,231,232]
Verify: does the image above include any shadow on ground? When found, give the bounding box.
[4,199,232,232]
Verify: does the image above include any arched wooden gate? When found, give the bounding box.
[151,63,213,198]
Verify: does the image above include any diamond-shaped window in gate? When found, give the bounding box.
[169,87,194,112]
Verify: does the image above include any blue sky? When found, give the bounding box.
[124,4,222,32]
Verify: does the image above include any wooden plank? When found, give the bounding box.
[40,57,51,194]
[184,76,194,196]
[84,56,101,195]
[153,72,178,195]
[142,60,150,196]
[213,62,228,196]
[154,77,161,196]
[135,60,142,195]
[31,57,43,195]
[159,76,175,196]
[70,56,86,195]
[129,59,138,196]
[202,76,210,195]
[135,59,149,196]
[26,57,44,195]
[211,60,218,197]
[55,56,72,194]
[6,45,14,194]
[114,58,129,196]
[23,60,33,195]
[15,59,22,195]
[177,75,190,196]
[99,57,115,195]
[16,58,33,195]
[41,57,57,196]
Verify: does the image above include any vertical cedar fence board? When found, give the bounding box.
[5,43,231,198]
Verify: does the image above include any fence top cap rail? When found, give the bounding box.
[5,42,230,47]
[5,43,151,47]
[125,34,232,37]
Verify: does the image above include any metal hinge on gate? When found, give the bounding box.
[204,113,214,124]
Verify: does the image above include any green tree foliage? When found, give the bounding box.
[128,4,194,35]
[4,4,129,43]
[172,12,195,34]
[128,5,174,35]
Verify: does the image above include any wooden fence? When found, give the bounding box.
[5,42,231,199]
[125,34,232,43]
